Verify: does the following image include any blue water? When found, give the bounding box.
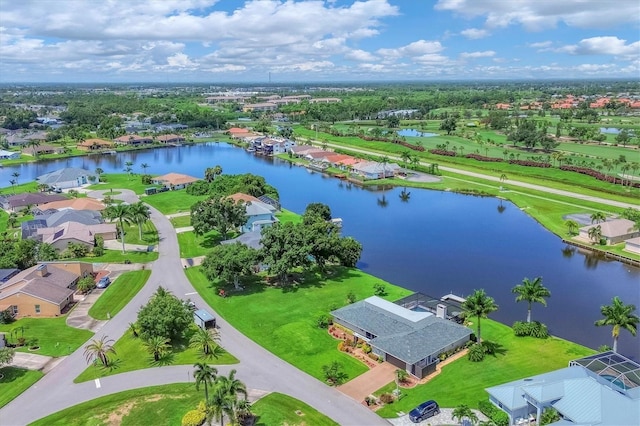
[600,127,621,134]
[2,142,639,358]
[602,374,627,389]
[397,129,438,137]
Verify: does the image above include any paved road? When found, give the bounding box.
[302,138,639,210]
[0,200,388,425]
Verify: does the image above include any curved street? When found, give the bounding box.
[0,192,389,425]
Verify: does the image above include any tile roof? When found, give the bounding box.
[579,218,637,238]
[38,198,106,211]
[221,231,263,250]
[152,172,200,186]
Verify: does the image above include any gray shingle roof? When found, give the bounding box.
[36,167,96,185]
[6,193,67,208]
[221,231,263,250]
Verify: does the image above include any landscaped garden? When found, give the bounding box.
[88,270,151,320]
[373,319,595,418]
[185,266,412,383]
[0,367,43,408]
[0,316,93,357]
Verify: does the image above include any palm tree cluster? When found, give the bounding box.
[193,365,250,426]
[103,201,151,253]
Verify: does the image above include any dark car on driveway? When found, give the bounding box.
[409,400,440,423]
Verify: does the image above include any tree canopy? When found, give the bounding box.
[137,287,193,342]
[191,196,247,239]
[202,243,258,289]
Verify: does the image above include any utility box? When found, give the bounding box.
[194,309,216,329]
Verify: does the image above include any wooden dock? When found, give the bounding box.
[562,239,640,268]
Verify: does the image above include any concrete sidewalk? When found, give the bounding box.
[175,226,194,233]
[337,362,397,402]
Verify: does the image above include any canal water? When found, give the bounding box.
[2,143,639,358]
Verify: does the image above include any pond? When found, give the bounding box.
[396,129,438,137]
[1,142,639,358]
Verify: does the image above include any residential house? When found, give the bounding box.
[304,150,333,162]
[37,198,106,212]
[309,98,342,104]
[0,263,93,318]
[36,167,97,190]
[624,236,640,254]
[228,192,278,233]
[21,144,61,156]
[257,195,280,211]
[114,134,153,145]
[151,172,200,190]
[486,351,640,426]
[242,103,278,113]
[320,154,355,168]
[262,138,296,155]
[578,218,639,245]
[37,221,117,251]
[156,134,185,144]
[21,209,103,240]
[351,161,402,179]
[331,296,472,379]
[76,138,114,151]
[221,231,263,250]
[205,96,248,104]
[0,269,19,283]
[227,127,252,138]
[0,193,67,212]
[290,145,324,157]
[0,150,20,160]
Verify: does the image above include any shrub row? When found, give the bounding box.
[508,159,551,168]
[513,321,549,339]
[390,139,425,151]
[560,165,640,188]
[478,400,509,426]
[465,154,504,162]
[429,149,457,157]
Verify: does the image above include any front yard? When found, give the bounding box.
[143,190,206,215]
[0,316,93,357]
[0,367,43,408]
[177,229,225,258]
[374,319,596,417]
[88,270,151,320]
[185,266,412,383]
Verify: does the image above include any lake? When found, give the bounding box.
[396,129,438,137]
[2,142,639,358]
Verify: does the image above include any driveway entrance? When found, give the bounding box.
[337,361,397,402]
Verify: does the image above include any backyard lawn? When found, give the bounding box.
[88,270,151,320]
[374,319,596,417]
[0,317,93,357]
[88,173,155,195]
[252,392,338,426]
[170,214,192,228]
[185,266,412,383]
[143,190,206,215]
[74,328,238,383]
[0,367,43,408]
[177,229,226,258]
[275,208,302,224]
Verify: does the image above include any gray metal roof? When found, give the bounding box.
[36,167,96,185]
[194,309,215,322]
[221,231,263,250]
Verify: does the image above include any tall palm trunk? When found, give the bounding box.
[119,219,126,253]
[527,302,532,323]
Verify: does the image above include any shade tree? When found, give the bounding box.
[137,286,193,342]
[191,196,247,239]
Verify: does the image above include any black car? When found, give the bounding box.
[409,400,440,423]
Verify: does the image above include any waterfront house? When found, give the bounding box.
[578,218,639,245]
[0,263,93,319]
[331,296,472,379]
[21,209,103,240]
[37,221,117,252]
[0,150,20,160]
[351,161,402,179]
[227,127,252,138]
[486,351,640,426]
[320,154,354,168]
[76,138,114,151]
[290,145,324,157]
[36,167,97,190]
[21,144,61,156]
[262,138,296,155]
[114,134,153,145]
[624,237,640,254]
[1,193,67,212]
[156,134,185,144]
[227,193,278,233]
[304,150,332,162]
[151,172,200,190]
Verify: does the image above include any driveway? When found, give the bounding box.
[388,408,488,426]
[337,361,397,402]
[66,290,108,332]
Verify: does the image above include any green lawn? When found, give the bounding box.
[75,328,238,383]
[0,317,93,357]
[252,392,338,426]
[119,220,159,246]
[88,270,151,320]
[375,319,596,417]
[177,229,226,258]
[143,190,206,214]
[72,249,159,263]
[0,181,39,195]
[0,367,43,408]
[275,208,303,224]
[30,383,200,426]
[170,214,192,228]
[185,266,412,382]
[88,174,156,195]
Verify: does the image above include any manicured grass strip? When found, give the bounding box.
[143,190,207,215]
[0,317,93,357]
[88,173,156,195]
[375,319,595,417]
[75,329,238,383]
[177,230,224,258]
[275,208,302,224]
[170,214,192,228]
[252,392,338,426]
[30,383,200,426]
[89,270,151,320]
[186,266,412,382]
[73,249,159,264]
[121,220,159,246]
[0,367,43,408]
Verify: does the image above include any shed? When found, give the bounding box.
[194,309,216,329]
[144,187,157,195]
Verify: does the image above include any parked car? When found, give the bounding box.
[96,276,111,289]
[409,400,440,423]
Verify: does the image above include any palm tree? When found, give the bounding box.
[380,156,390,178]
[205,167,216,183]
[512,277,551,323]
[588,225,602,243]
[95,168,104,181]
[124,161,134,180]
[193,362,218,401]
[595,296,639,353]
[400,150,411,168]
[189,327,222,359]
[410,155,420,169]
[590,211,606,224]
[9,179,17,194]
[452,404,478,425]
[128,322,139,338]
[104,204,132,253]
[129,202,151,240]
[564,219,580,236]
[213,165,223,180]
[83,335,116,367]
[11,172,20,187]
[140,163,150,175]
[462,289,498,343]
[143,336,171,361]
[207,385,236,426]
[27,139,40,158]
[215,369,248,424]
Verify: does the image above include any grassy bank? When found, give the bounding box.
[252,392,338,426]
[0,367,43,409]
[88,270,151,320]
[0,317,93,357]
[185,266,412,382]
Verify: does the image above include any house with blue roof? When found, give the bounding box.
[486,351,640,425]
[331,296,472,379]
[36,167,96,190]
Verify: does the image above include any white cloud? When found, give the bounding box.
[557,36,640,59]
[528,41,553,49]
[460,50,496,59]
[344,49,377,62]
[435,0,639,30]
[460,28,489,39]
[377,40,444,59]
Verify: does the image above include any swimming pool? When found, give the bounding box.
[602,374,626,389]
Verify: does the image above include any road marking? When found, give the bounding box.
[95,379,101,389]
[185,292,197,296]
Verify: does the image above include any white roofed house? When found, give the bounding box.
[351,161,402,180]
[578,218,639,245]
[227,193,278,233]
[36,167,97,190]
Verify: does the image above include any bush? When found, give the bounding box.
[367,352,379,362]
[316,314,332,329]
[513,321,549,339]
[373,283,387,296]
[530,322,549,339]
[0,310,14,324]
[478,400,509,426]
[346,291,356,304]
[468,344,486,362]
[181,409,206,426]
[362,343,372,354]
[379,393,394,404]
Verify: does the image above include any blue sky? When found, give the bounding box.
[0,0,638,82]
